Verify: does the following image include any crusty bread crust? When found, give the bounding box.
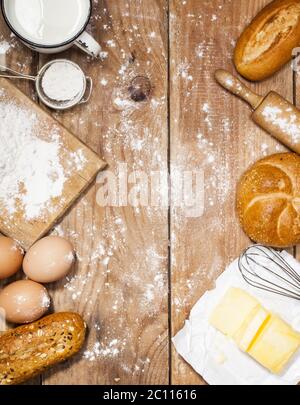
[236,153,300,248]
[234,0,300,81]
[0,312,86,385]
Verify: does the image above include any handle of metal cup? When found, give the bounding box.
[74,31,102,58]
[79,76,93,105]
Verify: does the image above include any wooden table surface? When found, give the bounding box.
[0,0,298,385]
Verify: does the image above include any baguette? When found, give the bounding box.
[0,312,86,385]
[234,0,300,81]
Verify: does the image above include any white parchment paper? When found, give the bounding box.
[172,250,300,385]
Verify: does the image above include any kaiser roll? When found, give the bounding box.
[236,153,300,248]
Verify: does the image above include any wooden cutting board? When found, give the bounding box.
[0,78,106,249]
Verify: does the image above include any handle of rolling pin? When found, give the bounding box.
[215,69,263,110]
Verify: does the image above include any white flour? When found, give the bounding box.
[261,105,300,144]
[0,101,66,220]
[0,40,10,54]
[41,62,84,102]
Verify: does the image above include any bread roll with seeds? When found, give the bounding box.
[0,312,86,385]
[237,153,300,248]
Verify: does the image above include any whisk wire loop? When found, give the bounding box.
[238,245,300,301]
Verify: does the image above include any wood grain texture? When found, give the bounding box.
[0,0,298,386]
[169,0,293,385]
[39,0,169,385]
[0,10,41,386]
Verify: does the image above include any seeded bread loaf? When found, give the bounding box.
[234,0,300,81]
[236,153,300,248]
[0,312,86,385]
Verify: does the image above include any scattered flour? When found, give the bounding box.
[0,40,10,54]
[261,105,300,144]
[84,339,121,361]
[176,61,193,81]
[195,43,205,59]
[100,78,108,86]
[4,0,259,382]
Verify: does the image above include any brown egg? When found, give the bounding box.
[23,236,75,283]
[0,236,24,280]
[0,280,50,324]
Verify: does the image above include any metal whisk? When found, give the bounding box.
[238,245,300,301]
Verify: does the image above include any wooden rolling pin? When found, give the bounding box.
[215,69,300,154]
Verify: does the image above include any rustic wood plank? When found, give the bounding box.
[40,0,169,385]
[2,0,297,387]
[170,0,293,385]
[0,9,41,386]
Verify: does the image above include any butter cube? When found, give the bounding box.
[209,287,261,338]
[234,307,270,352]
[248,315,300,374]
[210,288,300,374]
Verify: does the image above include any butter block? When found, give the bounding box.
[234,307,270,352]
[209,287,261,338]
[248,315,300,374]
[210,287,300,374]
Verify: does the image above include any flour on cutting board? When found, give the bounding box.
[0,94,87,221]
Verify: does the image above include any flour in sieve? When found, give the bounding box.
[41,62,84,102]
[0,101,66,220]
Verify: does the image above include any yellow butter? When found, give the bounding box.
[234,307,270,352]
[209,287,261,338]
[209,287,300,374]
[248,315,300,374]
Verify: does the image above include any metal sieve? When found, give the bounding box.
[0,59,93,110]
